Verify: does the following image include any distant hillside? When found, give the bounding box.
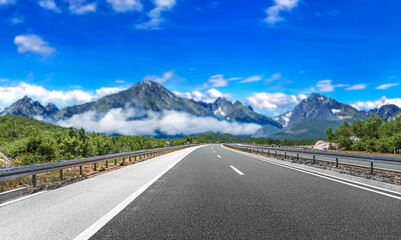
[270,118,343,140]
[0,96,58,118]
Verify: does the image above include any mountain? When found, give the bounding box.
[369,104,401,119]
[0,96,58,118]
[289,93,368,124]
[53,81,279,127]
[254,93,369,140]
[270,118,343,140]
[209,97,281,127]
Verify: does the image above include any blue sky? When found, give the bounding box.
[1,0,401,117]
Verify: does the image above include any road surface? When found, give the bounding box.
[1,144,401,239]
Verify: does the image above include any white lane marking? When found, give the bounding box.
[0,191,47,208]
[73,148,199,240]
[228,148,401,201]
[217,155,221,158]
[230,165,244,175]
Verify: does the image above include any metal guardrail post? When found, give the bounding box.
[371,162,374,174]
[297,154,299,161]
[313,155,315,164]
[32,174,36,187]
[336,158,338,168]
[94,163,97,171]
[60,169,63,180]
[79,166,83,175]
[284,152,286,159]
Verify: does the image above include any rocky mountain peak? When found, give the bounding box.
[0,96,57,118]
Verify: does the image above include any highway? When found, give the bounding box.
[1,144,401,239]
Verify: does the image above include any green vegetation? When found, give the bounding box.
[0,115,191,167]
[328,115,401,153]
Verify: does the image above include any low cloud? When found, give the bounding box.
[346,84,367,90]
[174,88,230,103]
[107,0,143,12]
[265,72,282,84]
[56,108,261,136]
[376,83,399,90]
[0,82,126,109]
[247,92,306,111]
[144,70,175,84]
[265,0,300,25]
[14,34,56,57]
[352,96,401,110]
[68,0,96,14]
[38,0,61,12]
[208,74,242,87]
[135,0,176,30]
[240,75,263,84]
[316,80,348,92]
[0,0,15,5]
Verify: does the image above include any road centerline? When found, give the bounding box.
[230,165,244,175]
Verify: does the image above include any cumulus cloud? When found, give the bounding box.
[208,74,242,87]
[247,92,306,111]
[316,80,348,92]
[68,0,96,14]
[265,0,300,25]
[135,0,176,30]
[174,88,230,103]
[38,0,61,12]
[240,75,263,83]
[346,84,368,90]
[14,34,56,57]
[56,108,261,136]
[144,70,175,84]
[376,83,399,90]
[352,96,401,111]
[0,82,126,109]
[107,0,143,12]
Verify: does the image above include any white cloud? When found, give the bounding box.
[144,70,175,84]
[346,84,367,90]
[247,92,306,111]
[174,88,230,103]
[14,34,56,57]
[107,0,143,12]
[68,0,96,14]
[0,0,15,5]
[376,83,399,90]
[115,79,126,84]
[135,0,176,30]
[240,75,263,83]
[208,74,242,87]
[56,108,261,136]
[10,17,24,24]
[38,0,61,12]
[0,78,9,82]
[265,0,300,25]
[0,82,126,109]
[352,96,401,111]
[316,80,348,92]
[265,72,282,84]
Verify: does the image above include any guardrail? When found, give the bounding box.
[0,145,196,186]
[226,144,401,174]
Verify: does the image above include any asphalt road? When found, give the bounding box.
[88,144,401,239]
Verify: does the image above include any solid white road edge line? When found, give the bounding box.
[0,191,47,208]
[217,155,221,158]
[225,146,401,200]
[73,146,202,240]
[230,165,244,176]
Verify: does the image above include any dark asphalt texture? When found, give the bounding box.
[91,145,401,240]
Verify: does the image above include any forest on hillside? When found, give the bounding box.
[327,114,401,153]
